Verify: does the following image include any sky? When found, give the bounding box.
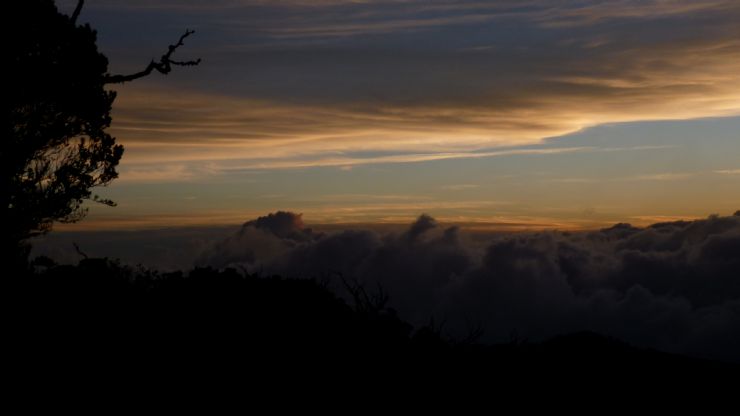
[56,0,740,230]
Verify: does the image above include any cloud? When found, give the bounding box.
[440,184,479,191]
[715,169,740,175]
[403,213,437,242]
[627,173,694,181]
[242,210,315,241]
[197,210,740,362]
[76,1,740,35]
[110,87,701,173]
[87,0,740,170]
[196,211,318,268]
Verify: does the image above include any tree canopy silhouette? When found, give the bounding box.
[4,0,199,264]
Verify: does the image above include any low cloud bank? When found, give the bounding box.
[198,211,740,362]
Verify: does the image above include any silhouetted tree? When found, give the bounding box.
[4,0,199,266]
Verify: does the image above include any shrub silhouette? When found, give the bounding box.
[7,259,737,382]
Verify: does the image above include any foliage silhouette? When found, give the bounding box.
[7,258,738,384]
[4,0,198,266]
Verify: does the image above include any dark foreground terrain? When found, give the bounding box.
[6,257,738,388]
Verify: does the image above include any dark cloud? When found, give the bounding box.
[403,213,437,242]
[197,211,740,362]
[195,211,318,268]
[243,210,315,241]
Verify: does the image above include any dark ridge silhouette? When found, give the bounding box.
[6,258,737,383]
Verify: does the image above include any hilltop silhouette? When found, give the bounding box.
[7,255,737,384]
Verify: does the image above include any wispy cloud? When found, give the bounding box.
[715,168,740,175]
[118,143,678,181]
[440,184,479,191]
[629,173,694,181]
[543,172,698,184]
[116,164,196,183]
[73,1,740,181]
[545,177,599,184]
[112,83,738,172]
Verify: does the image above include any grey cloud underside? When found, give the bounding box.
[197,211,740,362]
[141,0,740,106]
[82,1,740,101]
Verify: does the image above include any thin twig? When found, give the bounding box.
[70,0,84,25]
[73,242,89,260]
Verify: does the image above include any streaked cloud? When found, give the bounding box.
[440,184,479,191]
[715,169,740,175]
[629,173,694,181]
[115,163,197,183]
[49,0,740,230]
[102,0,740,171]
[112,80,739,171]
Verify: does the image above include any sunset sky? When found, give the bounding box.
[57,0,740,230]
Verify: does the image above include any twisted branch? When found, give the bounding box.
[103,30,201,84]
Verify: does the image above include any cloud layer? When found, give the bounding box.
[197,210,740,362]
[78,0,740,169]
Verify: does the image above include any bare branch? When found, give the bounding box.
[104,30,201,84]
[73,242,89,260]
[71,0,84,25]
